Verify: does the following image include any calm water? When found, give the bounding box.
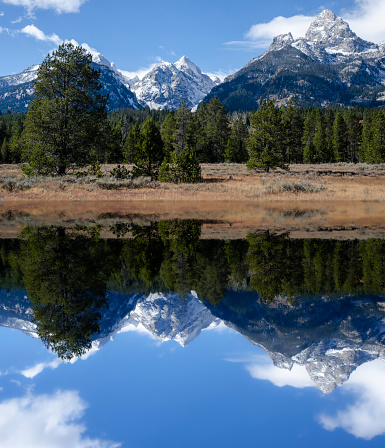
[0,221,385,447]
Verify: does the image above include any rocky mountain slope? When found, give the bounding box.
[205,9,385,111]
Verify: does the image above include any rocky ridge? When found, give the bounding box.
[205,9,385,110]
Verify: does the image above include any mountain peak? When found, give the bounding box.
[269,32,294,51]
[305,9,355,44]
[316,9,337,21]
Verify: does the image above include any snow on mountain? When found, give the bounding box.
[127,56,221,110]
[267,9,380,63]
[0,48,141,112]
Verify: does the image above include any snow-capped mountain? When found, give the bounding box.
[0,49,141,113]
[0,51,219,112]
[125,56,221,110]
[3,285,385,393]
[205,9,385,110]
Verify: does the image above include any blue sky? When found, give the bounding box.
[1,0,385,78]
[2,321,385,447]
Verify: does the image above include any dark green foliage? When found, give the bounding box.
[17,227,116,359]
[247,101,288,172]
[158,146,201,183]
[132,118,164,180]
[282,98,303,163]
[332,112,349,162]
[110,164,130,179]
[225,117,249,163]
[366,110,385,163]
[22,43,108,175]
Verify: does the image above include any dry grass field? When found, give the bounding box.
[0,162,384,239]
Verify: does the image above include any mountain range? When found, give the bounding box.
[1,9,385,113]
[2,288,385,394]
[205,9,385,110]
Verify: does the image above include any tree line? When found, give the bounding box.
[1,41,385,176]
[2,100,385,172]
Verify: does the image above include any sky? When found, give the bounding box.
[1,1,385,79]
[1,319,385,447]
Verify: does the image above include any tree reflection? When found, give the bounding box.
[18,227,116,360]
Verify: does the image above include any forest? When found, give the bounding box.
[1,99,385,173]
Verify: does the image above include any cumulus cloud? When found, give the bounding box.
[21,23,62,45]
[0,10,4,15]
[318,359,385,440]
[345,0,385,43]
[0,0,87,14]
[0,390,121,447]
[227,0,385,51]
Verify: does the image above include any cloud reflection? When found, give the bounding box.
[229,354,385,440]
[0,390,121,447]
[318,360,385,440]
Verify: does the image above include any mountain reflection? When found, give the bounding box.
[0,220,384,392]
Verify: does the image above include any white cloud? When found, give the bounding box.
[229,354,316,388]
[246,14,314,42]
[228,0,385,52]
[0,10,4,15]
[345,0,385,43]
[20,358,62,379]
[318,359,385,440]
[21,24,62,45]
[0,0,87,14]
[0,390,121,447]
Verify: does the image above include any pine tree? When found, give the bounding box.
[247,101,288,172]
[332,111,349,162]
[225,117,249,163]
[313,110,327,163]
[282,98,303,163]
[360,110,372,162]
[302,110,316,163]
[132,118,164,179]
[22,42,108,175]
[367,110,385,163]
[200,98,230,163]
[160,111,177,159]
[123,123,142,163]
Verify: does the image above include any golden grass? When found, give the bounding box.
[0,163,384,239]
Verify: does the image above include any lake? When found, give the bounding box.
[0,219,384,447]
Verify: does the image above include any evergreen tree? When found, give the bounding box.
[345,109,362,163]
[360,110,372,162]
[22,42,108,175]
[313,110,327,162]
[282,98,303,163]
[124,123,142,163]
[160,111,177,159]
[132,118,164,179]
[302,110,316,163]
[224,117,249,163]
[366,110,385,164]
[332,111,349,162]
[247,101,288,172]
